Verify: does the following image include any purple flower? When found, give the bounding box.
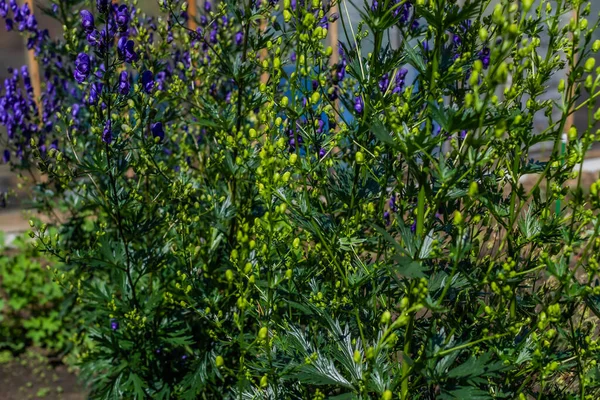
[204,1,211,12]
[118,71,130,94]
[141,70,155,93]
[151,122,164,142]
[74,53,91,83]
[354,96,364,115]
[478,48,490,69]
[117,37,138,63]
[2,149,10,164]
[102,119,112,144]
[51,4,58,14]
[110,318,119,330]
[379,73,389,93]
[88,82,103,105]
[0,1,7,18]
[80,10,94,33]
[235,31,243,46]
[115,5,129,30]
[97,0,109,14]
[389,194,397,212]
[5,18,13,31]
[25,14,36,31]
[384,211,390,226]
[319,148,326,158]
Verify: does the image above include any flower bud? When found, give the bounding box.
[310,92,320,104]
[523,0,534,12]
[380,311,391,325]
[258,327,268,340]
[453,210,463,225]
[382,391,393,400]
[594,40,600,53]
[293,237,300,248]
[260,375,268,388]
[468,181,478,197]
[215,355,224,367]
[478,27,488,42]
[585,57,596,73]
[283,10,292,22]
[355,151,365,164]
[568,127,577,141]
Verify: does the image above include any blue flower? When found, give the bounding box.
[118,71,130,95]
[80,10,94,33]
[115,5,129,31]
[354,96,364,115]
[151,122,164,142]
[103,119,112,144]
[117,37,138,63]
[74,53,91,83]
[96,0,109,14]
[141,70,155,93]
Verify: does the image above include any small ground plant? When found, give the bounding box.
[0,232,73,356]
[2,0,600,398]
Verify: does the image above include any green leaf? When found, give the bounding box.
[391,255,426,279]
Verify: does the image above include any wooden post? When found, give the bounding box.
[260,19,269,84]
[329,2,339,66]
[22,0,41,113]
[187,0,197,31]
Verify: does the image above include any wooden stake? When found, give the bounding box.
[22,0,41,113]
[329,2,339,66]
[187,0,198,31]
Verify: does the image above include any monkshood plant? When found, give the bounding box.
[2,0,600,398]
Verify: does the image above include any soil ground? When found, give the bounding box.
[0,350,86,400]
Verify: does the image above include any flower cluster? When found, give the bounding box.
[2,0,600,399]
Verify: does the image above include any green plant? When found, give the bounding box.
[0,232,73,354]
[2,0,600,398]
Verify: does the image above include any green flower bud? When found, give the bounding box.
[260,375,268,388]
[380,311,392,325]
[258,327,268,340]
[310,92,321,104]
[468,181,478,197]
[355,151,365,164]
[293,237,300,248]
[557,79,565,92]
[523,0,534,12]
[283,10,292,22]
[479,27,488,42]
[593,40,600,53]
[382,390,393,400]
[453,210,463,225]
[353,350,361,363]
[225,269,234,282]
[216,355,224,367]
[585,57,596,73]
[568,127,577,141]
